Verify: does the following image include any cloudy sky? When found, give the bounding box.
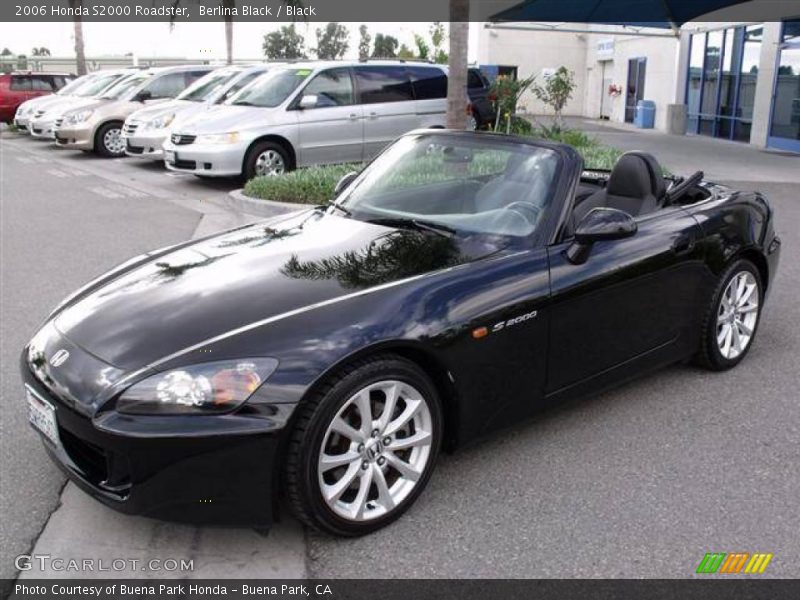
[0,22,481,61]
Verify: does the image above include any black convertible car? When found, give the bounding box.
[22,131,780,536]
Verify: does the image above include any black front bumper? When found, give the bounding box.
[22,366,287,527]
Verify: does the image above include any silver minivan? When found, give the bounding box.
[122,64,272,160]
[162,60,448,180]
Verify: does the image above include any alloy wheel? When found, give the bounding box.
[104,128,125,155]
[716,270,759,360]
[254,149,285,177]
[317,379,433,522]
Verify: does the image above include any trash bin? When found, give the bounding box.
[634,100,656,129]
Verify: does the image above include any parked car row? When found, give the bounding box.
[11,60,497,181]
[1,71,75,123]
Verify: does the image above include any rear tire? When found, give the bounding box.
[285,355,442,536]
[95,122,125,158]
[696,259,763,371]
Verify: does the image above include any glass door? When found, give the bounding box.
[768,21,800,152]
[625,58,646,123]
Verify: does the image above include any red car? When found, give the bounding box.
[0,71,74,123]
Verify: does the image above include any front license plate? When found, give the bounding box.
[27,387,60,446]
[165,150,176,163]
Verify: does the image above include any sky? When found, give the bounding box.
[0,22,481,62]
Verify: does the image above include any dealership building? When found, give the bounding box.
[476,17,800,153]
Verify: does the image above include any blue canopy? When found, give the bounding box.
[489,0,757,28]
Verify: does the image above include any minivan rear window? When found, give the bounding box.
[355,66,413,104]
[408,66,447,100]
[10,76,32,91]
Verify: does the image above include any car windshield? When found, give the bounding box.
[56,75,91,96]
[227,67,310,107]
[100,73,152,100]
[177,68,241,102]
[74,73,126,97]
[339,134,561,239]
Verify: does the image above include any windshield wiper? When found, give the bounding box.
[366,217,456,238]
[321,200,352,217]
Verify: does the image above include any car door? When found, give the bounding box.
[546,205,705,396]
[354,66,419,158]
[293,67,363,166]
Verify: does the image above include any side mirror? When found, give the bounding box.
[566,207,637,264]
[334,171,358,197]
[135,89,152,103]
[298,94,318,109]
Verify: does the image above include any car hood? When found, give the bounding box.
[51,97,99,117]
[54,210,502,371]
[127,99,192,123]
[172,104,275,134]
[19,94,59,113]
[35,96,91,117]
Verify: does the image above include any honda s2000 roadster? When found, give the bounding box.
[23,131,780,535]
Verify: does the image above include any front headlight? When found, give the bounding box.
[145,113,175,130]
[196,132,240,145]
[116,358,279,415]
[66,109,94,125]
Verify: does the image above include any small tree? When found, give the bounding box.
[32,47,51,56]
[398,44,415,59]
[413,34,429,60]
[430,22,448,64]
[314,22,349,60]
[490,73,536,133]
[532,66,576,132]
[1,48,12,56]
[371,33,399,58]
[358,25,371,61]
[263,24,307,60]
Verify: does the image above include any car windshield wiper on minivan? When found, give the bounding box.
[365,217,456,238]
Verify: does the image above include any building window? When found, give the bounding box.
[685,24,763,141]
[768,20,800,152]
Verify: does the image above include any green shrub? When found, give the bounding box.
[244,163,360,204]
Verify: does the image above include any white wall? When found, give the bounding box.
[477,24,589,118]
[585,34,680,130]
[479,24,680,131]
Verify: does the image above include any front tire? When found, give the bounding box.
[697,259,763,371]
[95,122,125,158]
[285,355,442,536]
[243,141,289,181]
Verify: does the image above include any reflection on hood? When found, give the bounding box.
[282,230,466,289]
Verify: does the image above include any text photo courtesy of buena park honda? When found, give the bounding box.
[0,0,798,597]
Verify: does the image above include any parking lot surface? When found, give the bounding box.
[1,123,798,580]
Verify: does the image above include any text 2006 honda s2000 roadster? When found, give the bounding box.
[22,131,780,536]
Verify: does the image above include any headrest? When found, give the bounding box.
[607,152,665,200]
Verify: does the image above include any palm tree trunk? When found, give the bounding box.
[225,17,233,64]
[69,0,87,75]
[445,0,469,129]
[223,0,234,65]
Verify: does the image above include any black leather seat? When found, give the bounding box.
[573,152,666,225]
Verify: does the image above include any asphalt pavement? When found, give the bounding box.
[0,128,254,582]
[1,122,798,581]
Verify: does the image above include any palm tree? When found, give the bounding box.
[222,0,234,64]
[446,0,469,129]
[69,0,87,75]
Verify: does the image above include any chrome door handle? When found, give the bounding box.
[368,112,378,119]
[348,113,359,120]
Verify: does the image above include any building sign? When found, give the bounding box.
[597,38,615,60]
